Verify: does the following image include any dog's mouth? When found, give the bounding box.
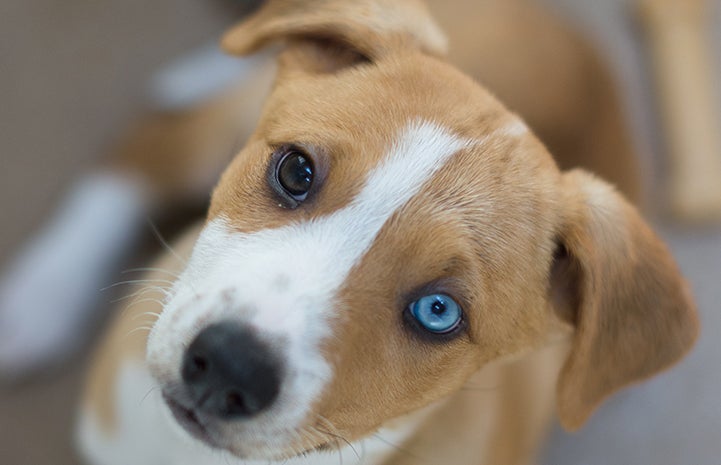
[161,390,338,459]
[162,391,219,449]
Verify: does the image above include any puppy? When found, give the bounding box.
[78,1,698,464]
[0,0,640,378]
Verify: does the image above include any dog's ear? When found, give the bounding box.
[550,169,698,430]
[221,0,447,73]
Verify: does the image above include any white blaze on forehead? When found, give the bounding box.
[148,119,524,451]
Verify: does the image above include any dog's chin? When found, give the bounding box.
[161,391,334,460]
[162,392,222,449]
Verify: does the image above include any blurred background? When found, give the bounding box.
[0,0,720,464]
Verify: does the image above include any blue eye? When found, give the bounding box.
[409,294,462,334]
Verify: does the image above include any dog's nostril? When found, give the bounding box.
[181,322,282,420]
[224,390,248,416]
[192,355,208,373]
[181,352,209,382]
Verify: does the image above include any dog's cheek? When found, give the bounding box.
[208,141,292,233]
[311,282,475,441]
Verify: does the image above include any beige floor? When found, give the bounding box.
[1,1,720,464]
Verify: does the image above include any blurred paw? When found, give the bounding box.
[0,173,148,380]
[0,248,98,379]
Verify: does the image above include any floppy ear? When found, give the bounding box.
[221,0,447,72]
[551,169,698,430]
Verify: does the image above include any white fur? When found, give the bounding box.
[78,360,446,465]
[146,120,524,456]
[0,172,148,378]
[503,118,529,137]
[78,362,172,465]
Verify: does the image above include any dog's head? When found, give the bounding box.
[146,0,698,459]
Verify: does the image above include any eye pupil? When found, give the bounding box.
[431,301,446,315]
[277,151,314,198]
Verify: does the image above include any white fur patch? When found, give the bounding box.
[78,362,172,465]
[503,118,529,137]
[146,120,522,456]
[0,172,148,378]
[78,361,444,465]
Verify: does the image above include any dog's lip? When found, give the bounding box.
[162,391,219,448]
[161,393,339,461]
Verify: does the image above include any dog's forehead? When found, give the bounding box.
[211,54,543,229]
[261,54,509,145]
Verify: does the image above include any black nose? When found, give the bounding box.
[182,322,282,419]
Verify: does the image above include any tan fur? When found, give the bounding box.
[113,0,642,206]
[390,343,569,465]
[222,0,448,59]
[555,170,698,429]
[430,0,642,204]
[83,1,697,463]
[84,223,203,432]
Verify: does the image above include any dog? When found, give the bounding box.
[76,1,698,464]
[0,0,640,378]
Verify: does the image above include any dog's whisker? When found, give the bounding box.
[102,278,174,292]
[305,425,345,465]
[314,414,361,462]
[118,291,166,317]
[145,221,202,315]
[111,285,165,303]
[146,219,204,301]
[114,297,165,329]
[358,438,368,465]
[317,429,346,465]
[121,266,181,279]
[140,385,161,407]
[116,285,167,313]
[130,309,163,322]
[123,326,154,339]
[337,440,344,465]
[126,299,165,312]
[371,433,428,463]
[146,218,188,265]
[124,284,171,300]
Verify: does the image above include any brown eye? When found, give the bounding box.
[276,150,314,200]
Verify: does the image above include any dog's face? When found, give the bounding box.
[146,0,697,460]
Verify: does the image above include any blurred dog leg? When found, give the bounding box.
[0,46,271,380]
[108,46,272,206]
[0,173,148,379]
[639,0,721,222]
